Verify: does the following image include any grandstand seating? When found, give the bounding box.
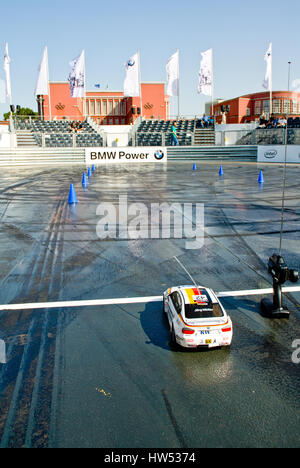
[14,117,300,148]
[132,119,197,146]
[15,119,103,147]
[14,117,216,148]
[287,117,300,128]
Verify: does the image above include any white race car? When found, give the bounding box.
[163,285,233,349]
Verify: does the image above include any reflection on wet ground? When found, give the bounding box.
[0,162,299,448]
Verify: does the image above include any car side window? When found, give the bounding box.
[170,292,182,315]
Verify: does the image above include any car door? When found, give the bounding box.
[169,291,182,329]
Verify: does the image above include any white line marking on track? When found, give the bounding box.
[0,296,163,311]
[0,287,300,311]
[217,286,300,297]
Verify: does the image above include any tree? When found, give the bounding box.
[3,107,38,120]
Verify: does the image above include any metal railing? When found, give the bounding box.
[17,132,103,148]
[13,128,300,148]
[11,114,300,147]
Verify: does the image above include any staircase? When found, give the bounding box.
[194,129,215,145]
[16,131,38,147]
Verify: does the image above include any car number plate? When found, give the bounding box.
[205,339,212,344]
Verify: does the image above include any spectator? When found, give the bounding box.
[266,113,277,128]
[277,116,287,127]
[209,115,215,128]
[171,121,179,146]
[259,112,268,128]
[201,114,209,128]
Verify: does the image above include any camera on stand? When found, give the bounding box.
[261,254,299,318]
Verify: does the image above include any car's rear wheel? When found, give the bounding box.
[222,344,231,350]
[170,326,177,349]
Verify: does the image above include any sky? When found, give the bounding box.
[1,0,300,119]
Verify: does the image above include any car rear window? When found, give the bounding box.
[185,303,224,319]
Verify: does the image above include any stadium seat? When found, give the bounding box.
[14,119,103,147]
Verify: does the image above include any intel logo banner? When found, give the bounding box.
[264,150,277,159]
[258,145,300,163]
[85,147,167,165]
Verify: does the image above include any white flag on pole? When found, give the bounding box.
[123,52,140,97]
[198,48,213,96]
[166,50,179,97]
[35,46,49,96]
[68,50,85,98]
[3,43,11,99]
[262,42,272,90]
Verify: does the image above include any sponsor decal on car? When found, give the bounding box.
[185,288,209,304]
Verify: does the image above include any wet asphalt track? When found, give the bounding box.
[0,161,299,448]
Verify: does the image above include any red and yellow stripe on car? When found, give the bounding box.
[184,287,208,305]
[180,288,229,328]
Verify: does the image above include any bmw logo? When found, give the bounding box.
[154,150,164,160]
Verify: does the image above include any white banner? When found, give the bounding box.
[123,52,140,97]
[262,42,272,91]
[68,50,85,98]
[3,43,11,99]
[86,146,167,164]
[257,145,300,163]
[166,51,179,97]
[198,48,213,96]
[35,46,49,96]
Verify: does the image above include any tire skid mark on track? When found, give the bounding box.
[0,318,37,448]
[161,388,187,448]
[0,193,66,447]
[24,200,66,448]
[0,169,56,197]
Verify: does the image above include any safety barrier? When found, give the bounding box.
[0,147,85,166]
[167,145,257,161]
[0,145,258,166]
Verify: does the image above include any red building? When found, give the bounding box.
[39,82,169,124]
[213,91,300,124]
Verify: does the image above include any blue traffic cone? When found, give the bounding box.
[92,164,96,171]
[68,184,78,204]
[82,172,88,187]
[88,167,92,177]
[219,165,224,176]
[258,170,264,183]
[193,163,197,171]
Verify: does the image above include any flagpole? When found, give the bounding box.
[177,49,180,119]
[279,61,291,256]
[83,50,86,120]
[263,42,272,117]
[138,51,143,120]
[48,82,52,121]
[211,49,214,117]
[9,93,13,133]
[270,43,272,116]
